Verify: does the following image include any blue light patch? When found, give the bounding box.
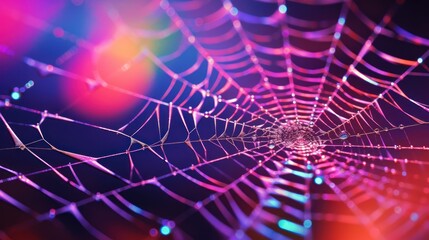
[230,7,238,16]
[279,4,287,14]
[278,219,306,236]
[129,204,142,214]
[291,169,313,178]
[338,17,345,25]
[303,219,312,228]
[160,225,171,235]
[334,32,341,39]
[11,91,21,100]
[264,197,281,208]
[25,80,34,88]
[235,230,244,239]
[314,176,323,185]
[410,212,419,222]
[274,189,308,203]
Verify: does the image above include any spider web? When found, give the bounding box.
[0,0,429,239]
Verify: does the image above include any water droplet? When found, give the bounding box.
[25,80,34,89]
[4,99,11,107]
[160,225,171,236]
[410,212,419,222]
[399,124,404,130]
[194,201,202,209]
[278,4,287,14]
[149,228,158,237]
[314,176,323,185]
[94,192,101,201]
[268,141,275,149]
[303,219,312,228]
[338,130,349,140]
[11,91,21,100]
[49,209,56,219]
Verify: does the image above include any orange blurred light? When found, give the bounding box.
[62,29,155,120]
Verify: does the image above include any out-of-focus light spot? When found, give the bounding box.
[334,32,341,39]
[278,219,305,236]
[230,7,238,16]
[417,57,423,64]
[410,212,419,222]
[0,1,65,56]
[11,91,21,100]
[374,26,381,33]
[53,27,65,38]
[303,219,312,228]
[291,170,313,179]
[160,225,171,235]
[394,206,402,214]
[235,230,244,239]
[62,30,155,120]
[279,4,287,14]
[393,189,400,196]
[25,80,34,89]
[129,204,143,214]
[314,176,323,185]
[188,35,195,43]
[49,209,56,219]
[338,17,345,25]
[46,64,54,72]
[223,1,232,10]
[274,188,308,203]
[264,197,281,208]
[149,228,158,237]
